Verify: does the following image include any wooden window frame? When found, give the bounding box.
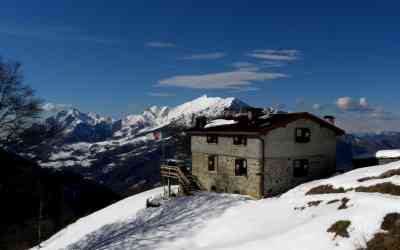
[206,135,218,144]
[208,155,217,172]
[233,135,247,146]
[293,159,310,177]
[295,128,311,143]
[234,158,248,176]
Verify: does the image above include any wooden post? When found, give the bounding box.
[38,182,43,248]
[168,177,171,197]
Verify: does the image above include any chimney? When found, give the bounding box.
[247,107,264,121]
[195,116,207,128]
[323,115,335,124]
[247,110,253,121]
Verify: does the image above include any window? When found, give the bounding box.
[208,155,217,171]
[293,159,309,177]
[295,128,311,143]
[233,135,247,146]
[206,135,218,144]
[235,159,247,176]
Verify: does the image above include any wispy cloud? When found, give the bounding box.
[183,52,225,60]
[145,41,176,48]
[0,23,115,44]
[230,86,260,92]
[157,70,287,90]
[248,49,301,61]
[147,92,175,97]
[261,61,287,67]
[231,61,260,72]
[41,102,72,112]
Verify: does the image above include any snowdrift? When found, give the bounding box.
[32,161,400,250]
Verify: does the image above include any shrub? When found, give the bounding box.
[327,220,351,238]
[355,182,400,196]
[360,213,400,250]
[358,169,400,182]
[306,185,347,195]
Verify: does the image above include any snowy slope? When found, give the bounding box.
[32,161,400,250]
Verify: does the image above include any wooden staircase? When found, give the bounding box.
[160,165,202,195]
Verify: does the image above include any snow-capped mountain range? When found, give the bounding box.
[23,95,248,195]
[19,95,400,195]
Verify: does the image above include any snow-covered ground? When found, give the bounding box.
[375,149,400,158]
[32,162,400,250]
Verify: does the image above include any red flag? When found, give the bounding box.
[153,131,161,140]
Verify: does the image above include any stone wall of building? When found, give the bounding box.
[191,136,263,198]
[191,135,261,159]
[262,118,337,196]
[190,118,339,199]
[263,155,326,195]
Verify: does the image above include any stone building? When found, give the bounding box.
[187,111,345,199]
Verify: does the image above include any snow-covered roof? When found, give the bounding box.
[375,149,400,158]
[188,112,345,135]
[204,119,237,128]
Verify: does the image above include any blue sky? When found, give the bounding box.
[1,1,400,131]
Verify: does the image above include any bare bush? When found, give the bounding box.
[0,58,42,146]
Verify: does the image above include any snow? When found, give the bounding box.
[49,151,73,161]
[32,161,400,250]
[375,149,400,158]
[32,187,178,250]
[38,96,246,172]
[204,119,237,128]
[118,95,244,137]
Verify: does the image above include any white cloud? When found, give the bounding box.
[147,92,175,97]
[145,41,176,48]
[261,61,286,67]
[292,96,400,133]
[312,104,321,110]
[359,97,369,108]
[41,102,71,112]
[157,70,287,90]
[336,97,373,112]
[230,87,260,92]
[183,52,225,60]
[248,49,300,61]
[231,61,260,72]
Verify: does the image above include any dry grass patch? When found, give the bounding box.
[355,182,400,196]
[358,169,400,182]
[326,199,340,204]
[307,200,322,207]
[338,197,350,210]
[327,220,351,238]
[359,213,400,250]
[294,200,322,211]
[306,185,347,195]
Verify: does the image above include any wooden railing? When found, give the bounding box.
[160,165,202,194]
[160,165,191,185]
